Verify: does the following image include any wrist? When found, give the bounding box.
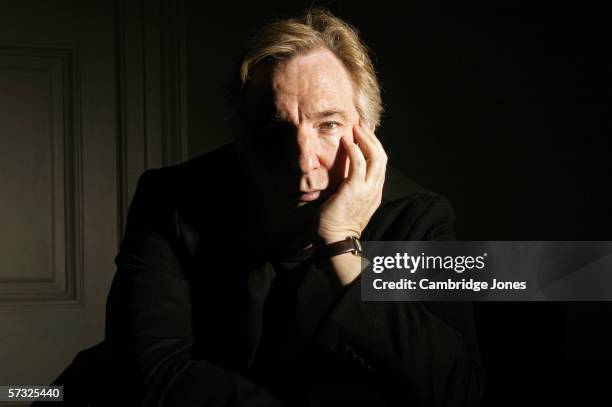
[315,235,366,287]
[318,231,361,245]
[328,253,362,286]
[316,235,364,262]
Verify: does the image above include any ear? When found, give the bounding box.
[358,116,373,131]
[366,119,376,133]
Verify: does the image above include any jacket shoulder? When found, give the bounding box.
[367,166,455,241]
[122,143,240,244]
[131,142,240,206]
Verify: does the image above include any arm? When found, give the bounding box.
[309,120,484,406]
[312,194,484,407]
[105,170,285,407]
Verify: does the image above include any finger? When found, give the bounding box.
[358,117,387,159]
[358,118,388,188]
[356,117,387,164]
[353,124,385,184]
[341,136,366,183]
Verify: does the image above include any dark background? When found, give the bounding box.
[185,1,612,405]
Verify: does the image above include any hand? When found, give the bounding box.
[317,119,387,244]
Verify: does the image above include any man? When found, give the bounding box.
[104,8,484,407]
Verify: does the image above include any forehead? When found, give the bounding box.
[247,48,356,118]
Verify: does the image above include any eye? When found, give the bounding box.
[318,121,341,133]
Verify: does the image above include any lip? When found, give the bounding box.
[297,190,321,202]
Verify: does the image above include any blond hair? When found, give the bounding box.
[233,8,383,129]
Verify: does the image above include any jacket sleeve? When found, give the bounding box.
[309,194,485,407]
[105,169,285,407]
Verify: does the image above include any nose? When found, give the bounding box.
[291,127,320,174]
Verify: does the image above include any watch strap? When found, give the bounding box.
[322,236,363,258]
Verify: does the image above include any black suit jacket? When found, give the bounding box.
[102,143,484,406]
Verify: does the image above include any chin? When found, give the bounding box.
[295,198,324,213]
[295,200,316,209]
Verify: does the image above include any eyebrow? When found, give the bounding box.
[266,109,349,123]
[309,109,350,121]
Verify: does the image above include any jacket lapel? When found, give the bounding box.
[240,260,276,368]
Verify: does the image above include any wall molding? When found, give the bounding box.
[0,45,83,304]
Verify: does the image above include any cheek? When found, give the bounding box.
[318,134,350,179]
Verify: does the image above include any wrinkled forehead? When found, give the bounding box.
[245,50,356,122]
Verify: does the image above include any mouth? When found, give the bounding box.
[297,190,321,202]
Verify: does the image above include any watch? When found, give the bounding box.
[322,236,363,258]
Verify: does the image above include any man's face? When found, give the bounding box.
[243,47,360,221]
